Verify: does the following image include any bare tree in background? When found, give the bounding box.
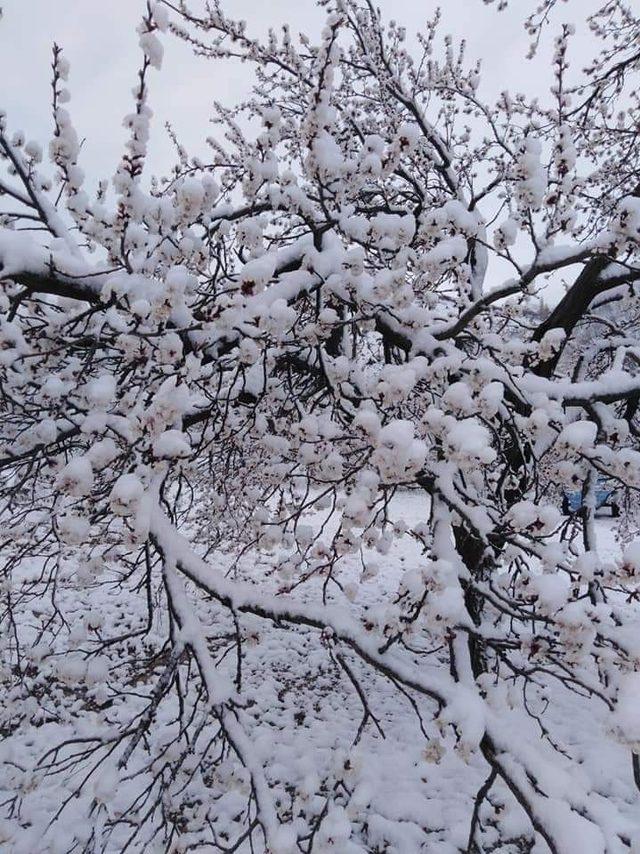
[1,0,640,850]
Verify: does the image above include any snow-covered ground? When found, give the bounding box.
[1,493,638,853]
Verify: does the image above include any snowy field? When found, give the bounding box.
[2,492,638,853]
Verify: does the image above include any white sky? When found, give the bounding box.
[1,0,602,189]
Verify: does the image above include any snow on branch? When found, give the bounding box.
[1,0,640,851]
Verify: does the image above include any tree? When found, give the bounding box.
[1,0,640,851]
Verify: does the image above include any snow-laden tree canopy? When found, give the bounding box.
[1,0,640,851]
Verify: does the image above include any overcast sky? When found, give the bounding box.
[1,0,603,190]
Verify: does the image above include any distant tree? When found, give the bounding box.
[1,1,639,851]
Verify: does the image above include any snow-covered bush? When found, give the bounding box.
[1,0,640,851]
